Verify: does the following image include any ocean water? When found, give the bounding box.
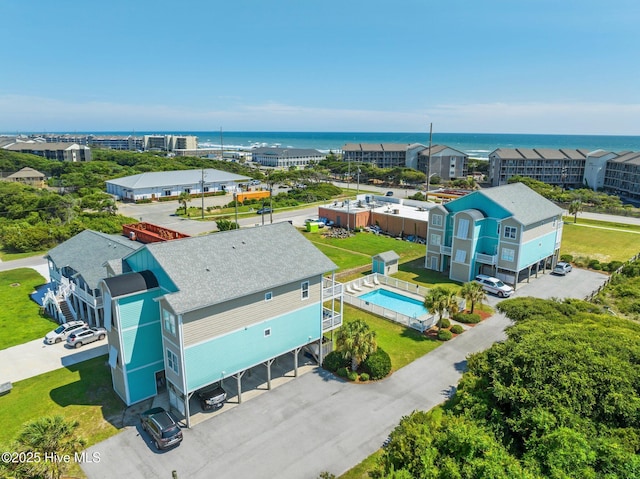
[137,131,640,158]
[18,131,640,159]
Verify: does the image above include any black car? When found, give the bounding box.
[140,407,183,450]
[197,383,227,410]
[256,207,272,214]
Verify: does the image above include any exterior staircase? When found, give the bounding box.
[59,300,75,323]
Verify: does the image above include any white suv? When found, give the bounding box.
[474,275,514,298]
[44,320,86,344]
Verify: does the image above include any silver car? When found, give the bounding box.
[474,274,514,298]
[66,327,107,348]
[553,262,573,276]
[44,320,86,344]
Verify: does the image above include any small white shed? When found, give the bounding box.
[372,250,400,275]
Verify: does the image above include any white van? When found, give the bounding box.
[474,274,514,298]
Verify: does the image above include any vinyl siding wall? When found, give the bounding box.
[184,302,321,391]
[181,276,322,347]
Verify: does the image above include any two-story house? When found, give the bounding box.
[99,222,343,426]
[425,183,564,287]
[44,230,142,326]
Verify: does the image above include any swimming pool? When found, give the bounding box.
[358,289,428,318]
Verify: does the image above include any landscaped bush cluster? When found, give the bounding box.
[323,350,387,382]
[450,324,464,334]
[437,317,450,329]
[323,350,349,372]
[571,255,624,272]
[452,312,481,324]
[362,348,391,380]
[437,329,453,341]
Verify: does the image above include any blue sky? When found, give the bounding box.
[1,0,639,134]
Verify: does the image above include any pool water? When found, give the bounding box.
[358,289,428,318]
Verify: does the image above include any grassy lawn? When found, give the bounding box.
[313,243,371,272]
[339,450,384,479]
[0,268,58,350]
[561,220,640,262]
[340,304,440,371]
[0,355,124,445]
[0,250,47,261]
[393,258,462,291]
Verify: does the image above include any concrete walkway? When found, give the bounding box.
[0,338,107,384]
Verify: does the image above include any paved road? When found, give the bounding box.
[82,268,608,479]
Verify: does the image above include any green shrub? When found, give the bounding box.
[438,317,451,329]
[359,372,370,382]
[323,350,347,372]
[621,263,640,278]
[606,261,624,272]
[336,367,348,378]
[450,325,464,334]
[588,259,601,269]
[362,348,392,380]
[452,312,481,324]
[560,254,574,263]
[347,370,358,381]
[437,329,453,341]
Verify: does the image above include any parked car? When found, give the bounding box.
[140,407,183,450]
[305,218,325,228]
[552,261,573,276]
[66,327,107,348]
[385,191,394,197]
[196,382,227,410]
[249,179,261,185]
[474,274,514,298]
[44,320,86,344]
[256,207,272,214]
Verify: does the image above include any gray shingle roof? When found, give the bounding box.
[47,230,142,290]
[142,222,338,314]
[106,169,250,189]
[373,250,400,262]
[474,183,563,226]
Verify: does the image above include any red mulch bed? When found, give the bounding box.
[423,309,493,339]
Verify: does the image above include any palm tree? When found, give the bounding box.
[459,281,486,314]
[424,286,451,331]
[15,415,86,479]
[178,190,191,215]
[568,199,583,223]
[336,319,377,371]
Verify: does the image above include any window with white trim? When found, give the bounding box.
[265,291,273,301]
[163,189,171,196]
[457,218,470,239]
[163,309,176,335]
[454,249,467,263]
[301,281,309,300]
[431,214,443,227]
[166,349,179,374]
[504,226,517,239]
[430,233,441,246]
[501,248,515,262]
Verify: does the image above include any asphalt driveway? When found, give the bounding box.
[82,268,609,479]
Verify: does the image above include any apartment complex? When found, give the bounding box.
[143,134,197,152]
[342,143,468,181]
[2,141,92,161]
[251,147,325,168]
[488,148,589,188]
[490,147,640,202]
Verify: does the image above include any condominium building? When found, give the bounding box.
[88,135,144,151]
[342,143,468,180]
[2,141,92,161]
[143,135,197,152]
[488,148,589,187]
[251,147,325,168]
[601,151,640,202]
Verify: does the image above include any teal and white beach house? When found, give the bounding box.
[99,222,342,425]
[425,182,564,287]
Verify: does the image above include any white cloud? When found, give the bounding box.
[0,94,638,135]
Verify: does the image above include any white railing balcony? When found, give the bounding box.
[475,253,498,265]
[322,308,342,331]
[441,245,452,255]
[71,285,98,307]
[322,279,343,299]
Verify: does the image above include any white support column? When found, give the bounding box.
[264,359,275,390]
[234,370,246,404]
[293,347,302,377]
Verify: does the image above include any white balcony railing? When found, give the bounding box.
[322,308,343,331]
[441,245,452,255]
[475,253,498,265]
